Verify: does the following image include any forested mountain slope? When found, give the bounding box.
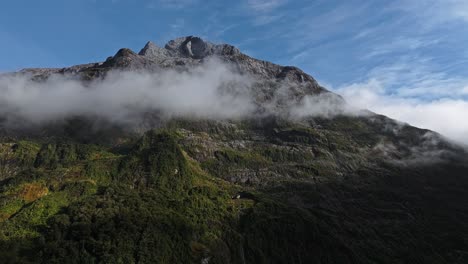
[1,36,468,264]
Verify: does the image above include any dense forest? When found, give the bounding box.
[1,116,468,264]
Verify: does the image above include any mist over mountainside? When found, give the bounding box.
[1,36,345,124]
[1,36,468,264]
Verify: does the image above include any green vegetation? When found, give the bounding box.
[0,118,467,263]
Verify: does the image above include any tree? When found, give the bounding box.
[0,143,16,181]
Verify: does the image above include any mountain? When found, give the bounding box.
[1,36,468,264]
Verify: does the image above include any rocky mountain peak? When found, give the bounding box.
[102,48,147,68]
[18,36,328,98]
[138,41,171,58]
[114,48,137,58]
[165,36,211,58]
[139,41,158,54]
[163,36,240,59]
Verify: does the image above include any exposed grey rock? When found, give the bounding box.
[138,41,171,59]
[101,48,149,69]
[164,36,240,59]
[18,35,321,86]
[16,35,339,107]
[165,36,209,58]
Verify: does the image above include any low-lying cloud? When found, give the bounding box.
[371,131,458,165]
[2,56,466,152]
[336,78,468,145]
[0,58,357,130]
[0,59,255,127]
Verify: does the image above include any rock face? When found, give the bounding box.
[15,36,300,79]
[107,35,248,68]
[164,36,240,58]
[15,36,334,114]
[16,36,310,83]
[138,41,171,58]
[101,48,149,69]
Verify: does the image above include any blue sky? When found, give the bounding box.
[1,0,468,143]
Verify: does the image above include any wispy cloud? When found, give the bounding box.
[170,18,185,30]
[335,58,468,144]
[245,0,288,26]
[282,2,375,54]
[252,14,284,26]
[260,0,468,145]
[247,0,287,13]
[390,0,468,26]
[361,57,468,98]
[363,37,440,59]
[147,0,198,9]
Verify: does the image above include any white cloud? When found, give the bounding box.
[361,58,468,99]
[252,14,284,26]
[0,59,349,130]
[0,59,256,127]
[363,37,440,59]
[336,78,468,145]
[462,86,468,95]
[147,0,197,9]
[391,0,468,26]
[247,0,286,13]
[245,0,287,26]
[282,2,374,54]
[442,0,468,22]
[170,18,185,30]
